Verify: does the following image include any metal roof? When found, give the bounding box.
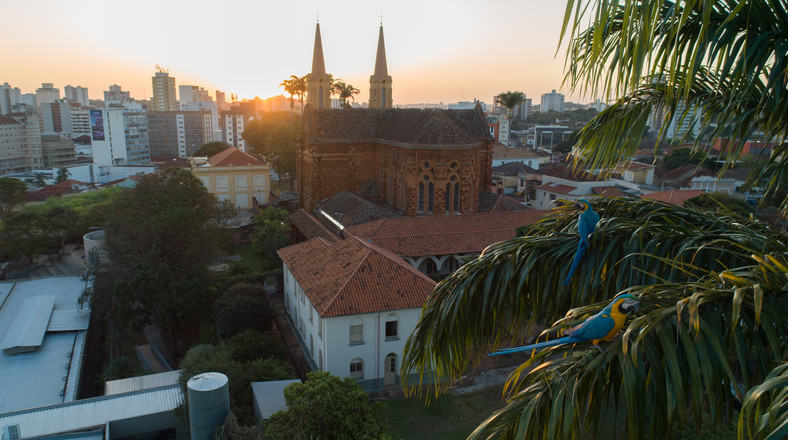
[47,310,91,332]
[0,385,183,438]
[105,370,182,395]
[252,380,301,420]
[0,277,89,414]
[0,295,55,354]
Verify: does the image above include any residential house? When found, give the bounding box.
[532,165,618,209]
[190,146,270,209]
[492,142,550,169]
[278,236,436,392]
[622,162,655,185]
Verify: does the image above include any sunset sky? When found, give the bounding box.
[0,0,593,106]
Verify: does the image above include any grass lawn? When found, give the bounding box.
[383,385,506,440]
[234,243,267,273]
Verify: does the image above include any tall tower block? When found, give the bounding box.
[369,25,393,109]
[306,23,332,110]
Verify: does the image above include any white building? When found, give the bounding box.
[104,84,131,104]
[540,89,565,113]
[90,103,150,165]
[0,111,44,174]
[221,112,247,152]
[492,143,549,169]
[64,85,89,107]
[514,98,532,121]
[278,236,435,392]
[0,83,22,115]
[70,109,92,138]
[533,166,620,209]
[35,83,60,107]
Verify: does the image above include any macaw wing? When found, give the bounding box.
[578,210,600,239]
[568,313,615,342]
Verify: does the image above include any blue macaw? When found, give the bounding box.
[490,293,639,356]
[563,199,600,286]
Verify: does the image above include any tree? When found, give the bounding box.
[280,77,297,124]
[242,116,298,187]
[290,75,308,114]
[265,371,390,440]
[55,167,70,184]
[403,199,788,439]
[252,206,290,269]
[685,192,753,217]
[215,283,274,338]
[195,141,232,158]
[494,91,525,121]
[0,177,28,218]
[330,80,360,108]
[85,168,230,351]
[403,2,788,438]
[662,147,715,170]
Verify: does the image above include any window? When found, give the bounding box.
[445,183,451,212]
[427,183,434,213]
[318,316,323,338]
[235,175,247,190]
[310,335,314,356]
[418,182,424,212]
[350,319,364,344]
[550,194,556,200]
[309,306,313,323]
[385,314,398,340]
[453,183,460,212]
[350,358,363,380]
[253,174,266,189]
[216,176,228,191]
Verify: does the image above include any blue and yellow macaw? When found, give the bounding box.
[564,199,600,286]
[490,293,640,356]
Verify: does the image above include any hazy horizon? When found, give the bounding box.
[1,0,602,106]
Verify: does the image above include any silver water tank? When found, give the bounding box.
[187,372,230,440]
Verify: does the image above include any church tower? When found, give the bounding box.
[306,23,332,110]
[369,24,393,109]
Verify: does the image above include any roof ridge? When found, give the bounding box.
[320,240,372,314]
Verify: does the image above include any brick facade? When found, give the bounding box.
[298,106,494,216]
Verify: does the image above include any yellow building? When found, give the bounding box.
[191,147,270,209]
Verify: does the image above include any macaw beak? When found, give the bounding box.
[620,298,640,315]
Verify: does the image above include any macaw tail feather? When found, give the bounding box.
[563,241,589,286]
[489,336,584,356]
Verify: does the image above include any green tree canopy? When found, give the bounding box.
[195,141,232,158]
[331,80,360,107]
[0,177,28,218]
[685,192,753,216]
[265,371,389,440]
[252,206,290,269]
[494,91,525,120]
[242,113,298,185]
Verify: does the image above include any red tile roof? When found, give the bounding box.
[208,147,266,167]
[536,183,577,195]
[493,144,545,160]
[591,186,627,197]
[289,209,340,243]
[642,189,705,206]
[626,161,653,171]
[277,237,436,317]
[343,211,546,257]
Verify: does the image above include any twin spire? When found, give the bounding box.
[307,22,392,109]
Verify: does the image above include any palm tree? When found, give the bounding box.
[494,91,525,121]
[55,167,69,184]
[290,75,307,114]
[330,80,359,108]
[402,1,788,439]
[279,77,297,125]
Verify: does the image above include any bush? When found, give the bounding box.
[215,293,273,338]
[102,356,142,381]
[228,329,289,363]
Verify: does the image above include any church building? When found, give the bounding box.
[297,23,495,216]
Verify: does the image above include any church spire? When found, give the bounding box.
[369,24,393,109]
[373,25,388,77]
[311,22,326,76]
[307,22,332,109]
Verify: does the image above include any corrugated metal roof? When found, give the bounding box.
[1,295,55,354]
[47,310,90,332]
[0,277,89,414]
[0,385,183,438]
[105,370,182,395]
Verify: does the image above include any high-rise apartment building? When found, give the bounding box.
[148,111,213,158]
[90,103,150,165]
[64,85,89,107]
[514,98,532,121]
[221,110,247,152]
[41,101,74,134]
[0,111,44,174]
[35,83,60,107]
[70,109,92,139]
[41,134,78,168]
[0,83,22,115]
[215,90,228,111]
[104,84,131,104]
[151,70,177,111]
[540,89,565,113]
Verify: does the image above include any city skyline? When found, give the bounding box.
[0,0,595,106]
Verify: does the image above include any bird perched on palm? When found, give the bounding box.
[491,293,640,356]
[564,198,600,286]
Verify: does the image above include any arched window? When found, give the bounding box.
[385,314,398,340]
[319,350,323,370]
[350,358,364,380]
[418,182,424,213]
[427,183,434,213]
[445,183,451,212]
[453,182,460,212]
[318,87,324,108]
[310,334,314,356]
[349,317,363,344]
[381,88,386,109]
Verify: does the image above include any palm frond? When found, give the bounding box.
[402,198,788,398]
